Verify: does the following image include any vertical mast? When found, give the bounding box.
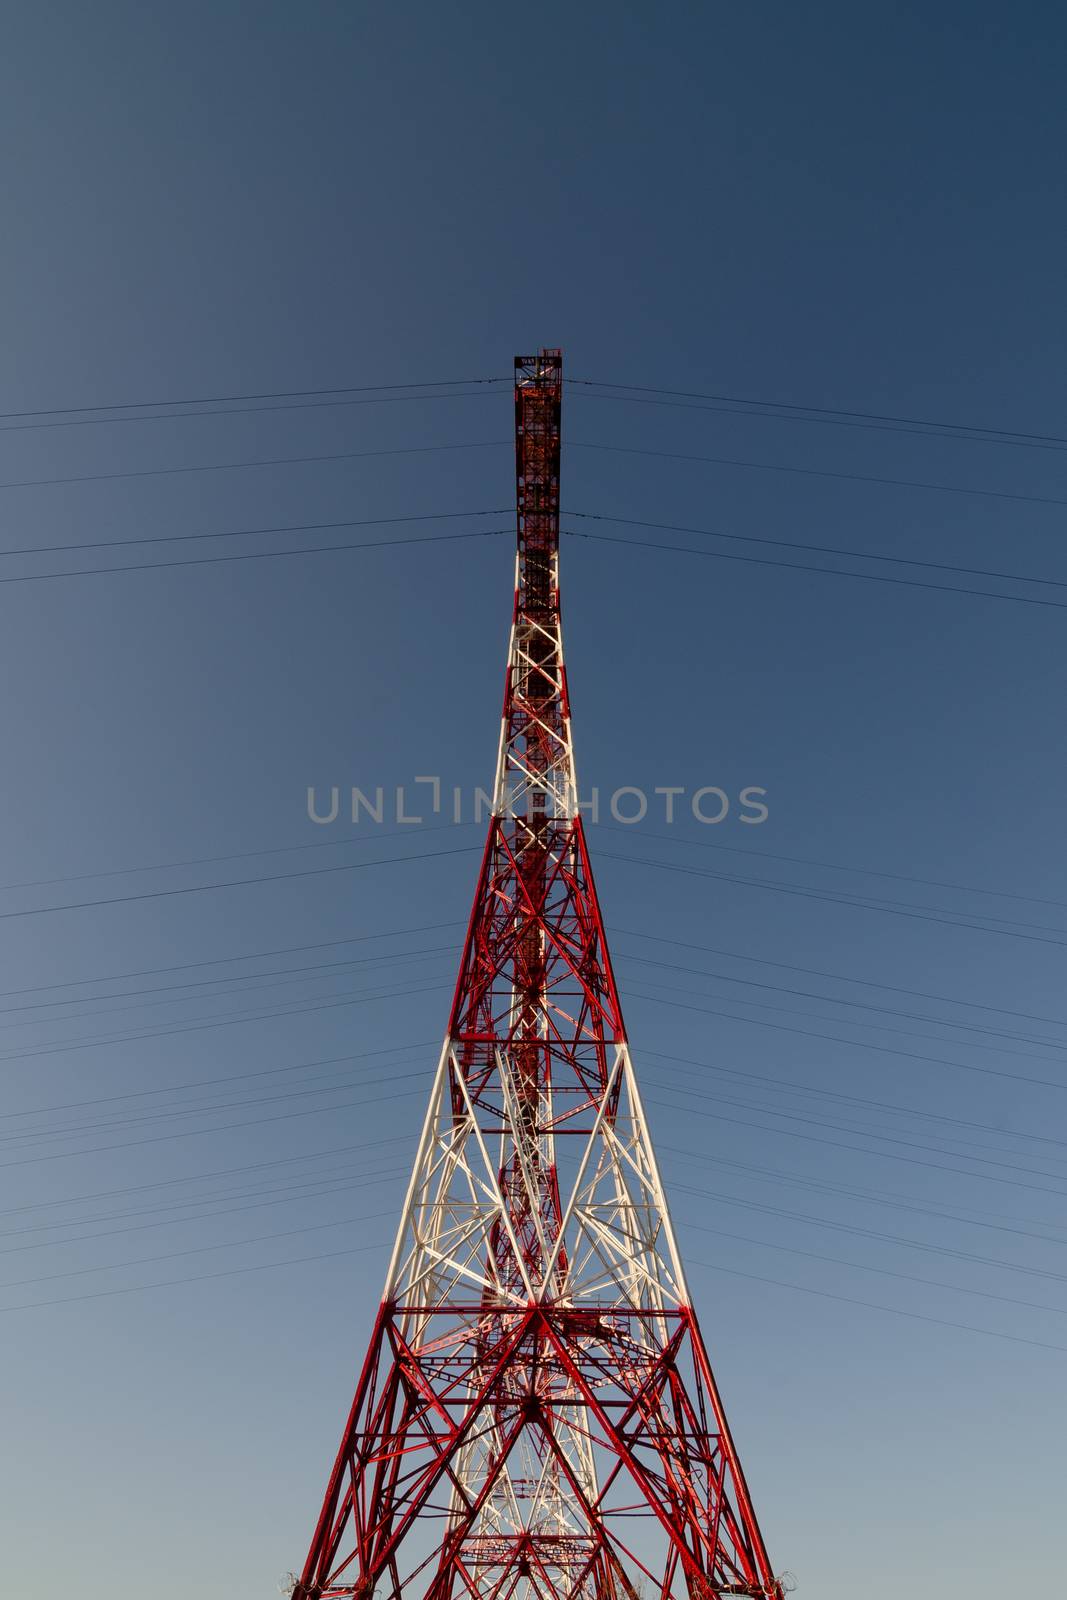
[288,349,786,1600]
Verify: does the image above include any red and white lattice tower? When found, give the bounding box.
[289,351,785,1600]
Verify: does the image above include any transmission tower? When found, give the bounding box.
[288,350,786,1600]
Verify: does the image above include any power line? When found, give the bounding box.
[600,847,1067,947]
[0,976,449,1071]
[0,1228,1054,1358]
[624,962,1067,1083]
[18,928,1047,1112]
[7,511,1052,600]
[630,982,1067,1097]
[6,1228,1053,1357]
[569,439,1067,511]
[670,1178,1067,1284]
[2,1084,389,1163]
[2,1030,431,1132]
[0,1077,424,1172]
[0,885,1047,1028]
[0,841,478,922]
[0,1065,422,1151]
[615,924,1067,1031]
[0,806,1047,919]
[5,814,1054,943]
[3,429,1051,518]
[644,1047,1067,1153]
[22,992,1036,1158]
[0,385,510,436]
[9,1147,1059,1328]
[0,526,509,588]
[4,1110,1063,1349]
[0,966,452,1065]
[0,438,508,494]
[622,850,1064,937]
[5,1027,1049,1176]
[647,1071,1067,1185]
[568,509,1067,591]
[7,370,1057,450]
[1,1091,1061,1349]
[3,430,1050,521]
[571,378,1067,454]
[2,1167,1060,1336]
[1,1069,421,1152]
[6,1126,1062,1273]
[0,1218,1060,1358]
[643,1091,1067,1201]
[0,822,478,896]
[0,972,444,1069]
[565,529,1067,612]
[685,1256,1067,1355]
[0,945,455,1023]
[0,1170,407,1260]
[659,1142,1067,1248]
[5,1034,1061,1264]
[1,835,1056,1107]
[0,1134,415,1220]
[0,1240,392,1317]
[645,1071,1067,1186]
[0,923,460,1002]
[22,972,1062,1190]
[0,950,453,1040]
[15,969,1052,1172]
[0,1162,403,1243]
[617,948,1066,1056]
[0,838,1055,1077]
[0,375,504,423]
[0,1040,437,1121]
[0,507,507,560]
[677,1214,1067,1320]
[595,821,1065,914]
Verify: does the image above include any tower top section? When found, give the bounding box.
[497,349,573,817]
[514,349,563,611]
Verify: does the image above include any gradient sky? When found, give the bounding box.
[1,4,1065,1597]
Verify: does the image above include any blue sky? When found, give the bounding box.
[1,3,1065,1595]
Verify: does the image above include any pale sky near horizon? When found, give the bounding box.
[1,4,1065,1596]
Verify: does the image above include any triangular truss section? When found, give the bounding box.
[288,351,786,1600]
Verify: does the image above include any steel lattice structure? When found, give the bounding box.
[289,351,786,1600]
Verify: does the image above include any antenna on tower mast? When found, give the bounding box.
[286,349,787,1600]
